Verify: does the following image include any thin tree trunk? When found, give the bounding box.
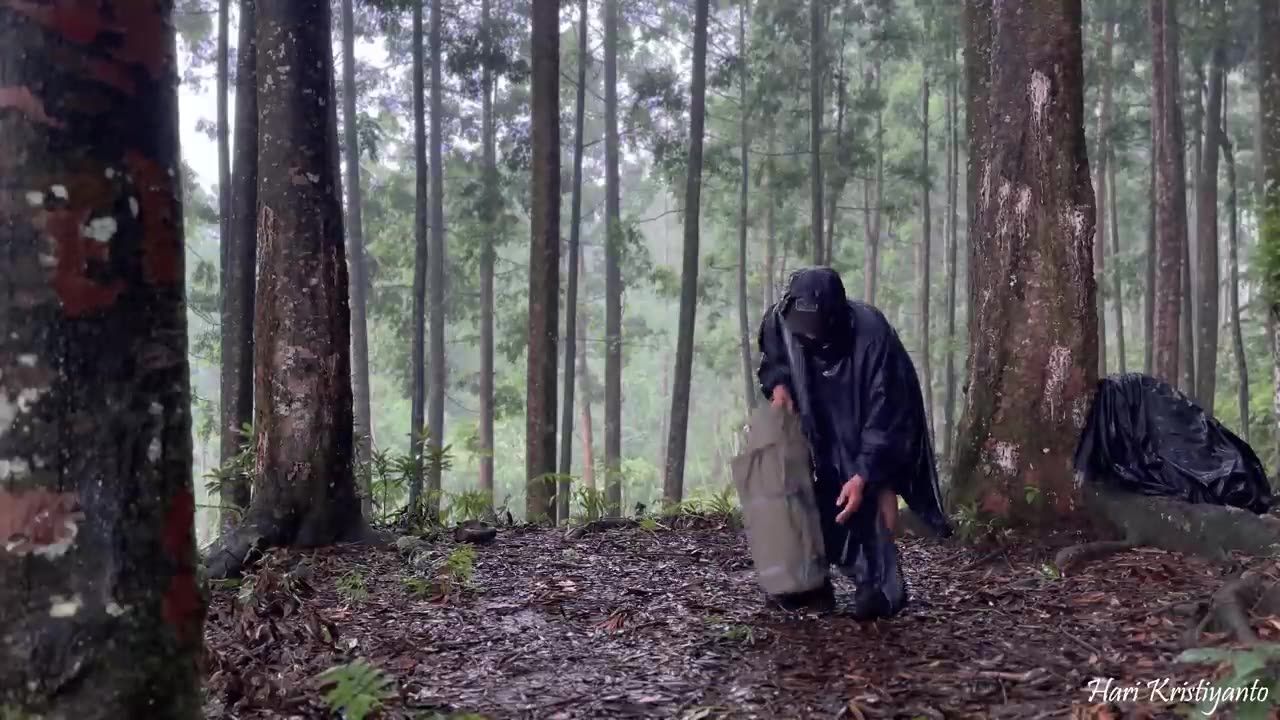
[206,0,372,579]
[527,0,561,522]
[736,1,755,411]
[664,0,710,504]
[480,0,497,507]
[577,253,597,499]
[1150,0,1188,386]
[1222,89,1249,441]
[1259,0,1280,470]
[558,0,588,523]
[765,127,778,308]
[1093,16,1114,376]
[825,7,849,263]
[1194,0,1226,412]
[0,1,204,710]
[809,0,824,266]
[603,0,623,516]
[1145,129,1156,375]
[918,66,933,433]
[220,0,258,530]
[426,0,447,519]
[943,25,960,466]
[342,0,373,517]
[952,0,1097,527]
[865,61,884,303]
[1108,146,1126,373]
[409,0,428,514]
[217,0,231,289]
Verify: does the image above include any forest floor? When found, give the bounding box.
[202,520,1280,720]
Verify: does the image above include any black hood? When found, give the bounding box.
[781,267,853,352]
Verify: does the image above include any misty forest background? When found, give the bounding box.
[177,0,1276,545]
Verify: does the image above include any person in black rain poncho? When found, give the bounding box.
[757,267,952,618]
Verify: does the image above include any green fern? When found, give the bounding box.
[1177,644,1280,719]
[336,571,369,603]
[315,658,396,720]
[443,545,476,585]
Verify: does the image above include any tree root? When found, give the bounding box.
[1187,571,1264,646]
[1053,540,1137,576]
[564,518,637,540]
[201,516,394,580]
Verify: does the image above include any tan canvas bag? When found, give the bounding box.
[731,403,828,596]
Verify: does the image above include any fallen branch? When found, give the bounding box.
[1053,540,1137,576]
[564,518,638,540]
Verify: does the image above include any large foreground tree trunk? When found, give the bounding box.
[951,0,1097,527]
[1194,0,1225,413]
[205,0,373,579]
[1260,0,1280,469]
[1150,0,1188,386]
[663,0,710,505]
[220,0,259,530]
[526,0,561,523]
[342,0,373,517]
[0,2,205,713]
[409,0,428,515]
[603,0,624,516]
[558,0,589,523]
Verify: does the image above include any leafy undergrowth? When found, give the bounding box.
[203,526,1280,719]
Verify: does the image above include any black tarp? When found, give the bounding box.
[1072,373,1273,514]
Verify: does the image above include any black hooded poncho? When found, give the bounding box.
[757,268,952,565]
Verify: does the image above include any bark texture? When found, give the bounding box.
[1222,116,1248,441]
[1150,0,1187,386]
[918,68,933,433]
[952,0,1098,527]
[0,2,204,715]
[809,0,824,266]
[663,0,709,505]
[480,0,497,508]
[426,0,447,519]
[1194,0,1226,412]
[1092,16,1113,376]
[558,0,589,523]
[736,1,755,412]
[409,0,427,514]
[526,0,561,523]
[1107,148,1125,373]
[1261,0,1280,470]
[342,0,373,517]
[204,0,370,579]
[220,0,258,529]
[943,27,961,466]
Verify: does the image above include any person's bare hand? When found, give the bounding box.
[771,385,794,412]
[835,474,866,524]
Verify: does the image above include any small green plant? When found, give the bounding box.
[315,658,396,720]
[1177,644,1280,718]
[722,624,755,644]
[1038,563,1061,580]
[337,570,369,603]
[444,489,494,524]
[1024,484,1041,506]
[402,575,434,599]
[570,486,610,524]
[442,545,476,586]
[203,422,255,495]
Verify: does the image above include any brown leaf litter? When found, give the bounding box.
[202,525,1280,719]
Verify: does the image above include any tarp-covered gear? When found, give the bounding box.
[758,268,952,542]
[1073,373,1273,515]
[731,403,829,598]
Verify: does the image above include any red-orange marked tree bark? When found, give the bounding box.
[0,1,204,716]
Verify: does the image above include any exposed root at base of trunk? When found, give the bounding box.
[1053,540,1137,576]
[564,518,638,540]
[202,517,393,580]
[1187,571,1263,646]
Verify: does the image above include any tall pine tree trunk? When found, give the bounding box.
[1150,0,1188,386]
[809,0,824,266]
[918,67,933,432]
[1093,16,1114,376]
[206,0,373,579]
[765,127,778,308]
[577,253,598,499]
[558,0,589,522]
[1194,0,1225,412]
[1108,147,1126,372]
[1222,91,1249,441]
[943,26,961,466]
[409,1,428,514]
[217,0,230,294]
[952,0,1097,528]
[426,0,447,519]
[737,1,755,411]
[342,0,373,516]
[1145,131,1157,375]
[480,0,497,506]
[864,61,884,303]
[664,0,710,504]
[603,0,624,516]
[526,0,560,522]
[0,1,204,711]
[220,0,258,530]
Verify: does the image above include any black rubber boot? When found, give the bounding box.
[846,507,907,620]
[766,577,836,614]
